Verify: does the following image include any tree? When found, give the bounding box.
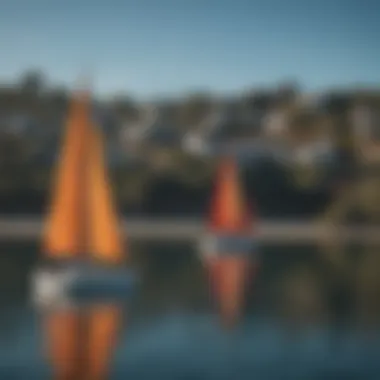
[242,90,274,111]
[171,150,216,187]
[178,93,213,129]
[0,132,33,192]
[110,94,139,120]
[18,69,45,95]
[276,81,300,104]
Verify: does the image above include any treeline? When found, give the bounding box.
[1,70,379,219]
[0,157,331,218]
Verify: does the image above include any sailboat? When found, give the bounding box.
[200,156,256,327]
[31,89,136,307]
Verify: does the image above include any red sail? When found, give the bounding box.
[208,157,252,234]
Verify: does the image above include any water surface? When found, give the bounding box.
[0,242,379,379]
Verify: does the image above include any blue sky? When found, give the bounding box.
[0,0,379,98]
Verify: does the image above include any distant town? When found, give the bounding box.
[1,70,380,219]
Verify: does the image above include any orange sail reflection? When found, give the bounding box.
[85,304,122,380]
[214,257,250,328]
[44,304,123,380]
[44,309,82,380]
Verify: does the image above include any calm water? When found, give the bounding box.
[1,241,380,379]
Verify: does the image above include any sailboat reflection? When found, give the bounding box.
[43,302,123,380]
[200,157,256,328]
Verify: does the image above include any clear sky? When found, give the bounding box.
[0,0,379,99]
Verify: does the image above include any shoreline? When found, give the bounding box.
[0,217,379,244]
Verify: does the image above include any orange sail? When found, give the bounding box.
[42,91,91,258]
[87,127,125,264]
[41,89,124,264]
[208,157,252,234]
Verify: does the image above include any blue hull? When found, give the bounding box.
[31,262,138,307]
[68,269,137,302]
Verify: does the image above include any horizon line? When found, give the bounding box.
[1,71,380,102]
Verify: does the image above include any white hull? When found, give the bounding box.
[30,263,137,309]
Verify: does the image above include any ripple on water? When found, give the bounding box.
[2,308,380,379]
